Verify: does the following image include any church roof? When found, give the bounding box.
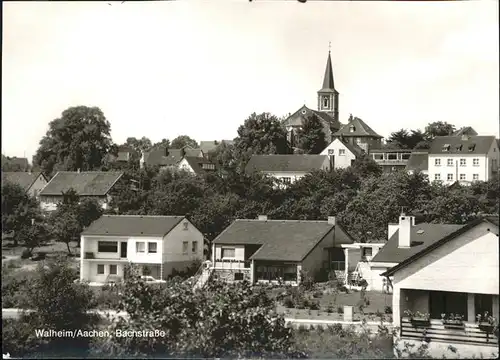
[334,116,383,138]
[318,51,338,94]
[282,105,341,134]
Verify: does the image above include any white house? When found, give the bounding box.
[177,157,217,175]
[38,171,123,212]
[244,155,331,185]
[140,147,204,170]
[80,215,205,285]
[340,242,387,291]
[427,135,499,185]
[381,216,499,358]
[320,138,364,169]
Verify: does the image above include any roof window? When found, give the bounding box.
[442,144,451,152]
[455,144,463,151]
[468,144,476,152]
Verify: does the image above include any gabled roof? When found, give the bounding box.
[381,218,499,276]
[405,151,429,172]
[199,140,234,154]
[452,127,478,137]
[182,157,217,175]
[340,139,365,156]
[372,222,466,264]
[245,155,329,173]
[282,105,342,135]
[1,172,46,191]
[213,219,354,262]
[82,215,185,237]
[143,147,203,167]
[334,117,382,138]
[318,51,338,94]
[428,136,496,155]
[39,171,123,196]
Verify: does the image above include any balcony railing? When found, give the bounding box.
[214,259,251,269]
[400,317,498,347]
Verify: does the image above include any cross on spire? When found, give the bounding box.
[328,41,331,53]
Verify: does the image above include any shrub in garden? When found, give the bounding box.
[326,303,334,314]
[283,296,295,308]
[385,305,393,314]
[309,300,320,310]
[337,306,344,314]
[21,249,31,259]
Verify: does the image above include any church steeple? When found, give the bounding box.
[317,45,339,131]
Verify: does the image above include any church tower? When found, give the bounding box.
[317,49,339,126]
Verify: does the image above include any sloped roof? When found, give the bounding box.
[213,219,354,262]
[199,140,234,154]
[144,148,203,167]
[405,152,429,172]
[371,223,466,264]
[245,155,329,173]
[2,156,29,169]
[318,51,338,94]
[282,105,342,135]
[340,139,365,156]
[1,172,46,191]
[428,136,496,155]
[182,157,217,175]
[452,127,478,137]
[82,215,185,237]
[40,171,123,196]
[334,117,382,138]
[381,217,499,276]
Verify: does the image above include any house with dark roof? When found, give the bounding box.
[80,215,204,285]
[199,140,234,154]
[140,147,204,170]
[105,145,139,164]
[1,171,48,198]
[428,135,499,185]
[378,215,499,358]
[452,126,478,137]
[39,171,124,212]
[1,155,30,172]
[209,215,354,285]
[282,51,342,147]
[245,154,331,185]
[178,156,217,175]
[405,151,429,176]
[320,137,364,169]
[333,115,383,151]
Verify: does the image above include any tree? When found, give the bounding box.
[151,138,170,150]
[1,182,42,246]
[424,121,456,139]
[233,112,292,169]
[207,141,238,173]
[351,154,383,178]
[1,155,30,172]
[295,114,327,154]
[91,270,296,358]
[170,135,199,149]
[16,221,49,257]
[386,129,426,149]
[124,136,152,152]
[33,106,113,176]
[424,186,481,224]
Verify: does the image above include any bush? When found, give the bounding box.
[337,306,344,314]
[326,303,334,314]
[312,290,323,299]
[385,305,393,314]
[21,249,31,259]
[309,300,320,310]
[283,296,295,309]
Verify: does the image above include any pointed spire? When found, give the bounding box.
[320,48,335,92]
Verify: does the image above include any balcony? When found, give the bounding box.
[214,259,251,270]
[400,317,498,347]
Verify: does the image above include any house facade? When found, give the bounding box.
[383,216,499,358]
[428,135,499,185]
[332,115,383,151]
[38,171,123,211]
[177,157,217,175]
[320,138,363,169]
[80,215,204,285]
[369,148,412,173]
[209,215,355,286]
[245,155,331,185]
[340,242,387,291]
[140,147,204,170]
[1,171,48,198]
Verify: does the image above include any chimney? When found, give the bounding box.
[398,214,414,248]
[258,215,268,221]
[328,216,336,226]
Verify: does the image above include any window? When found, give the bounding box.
[459,158,466,167]
[98,241,118,253]
[221,248,235,258]
[349,125,355,133]
[136,242,145,253]
[459,174,466,181]
[447,174,453,181]
[339,149,346,156]
[475,294,493,318]
[148,242,157,253]
[362,247,373,258]
[182,241,189,255]
[455,144,463,151]
[473,174,479,181]
[473,158,479,166]
[183,221,189,230]
[234,273,244,281]
[97,264,105,275]
[442,144,450,152]
[387,153,398,160]
[434,174,441,181]
[282,177,291,184]
[192,241,198,253]
[447,159,454,167]
[434,159,441,166]
[328,149,334,155]
[468,144,476,152]
[109,264,117,275]
[429,291,467,320]
[373,154,384,161]
[322,96,329,108]
[401,153,411,160]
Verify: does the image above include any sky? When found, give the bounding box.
[2,0,499,160]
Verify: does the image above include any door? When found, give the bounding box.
[120,242,127,258]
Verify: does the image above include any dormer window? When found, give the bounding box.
[468,144,476,152]
[456,144,463,151]
[322,96,330,108]
[349,125,356,133]
[202,163,215,170]
[442,144,450,152]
